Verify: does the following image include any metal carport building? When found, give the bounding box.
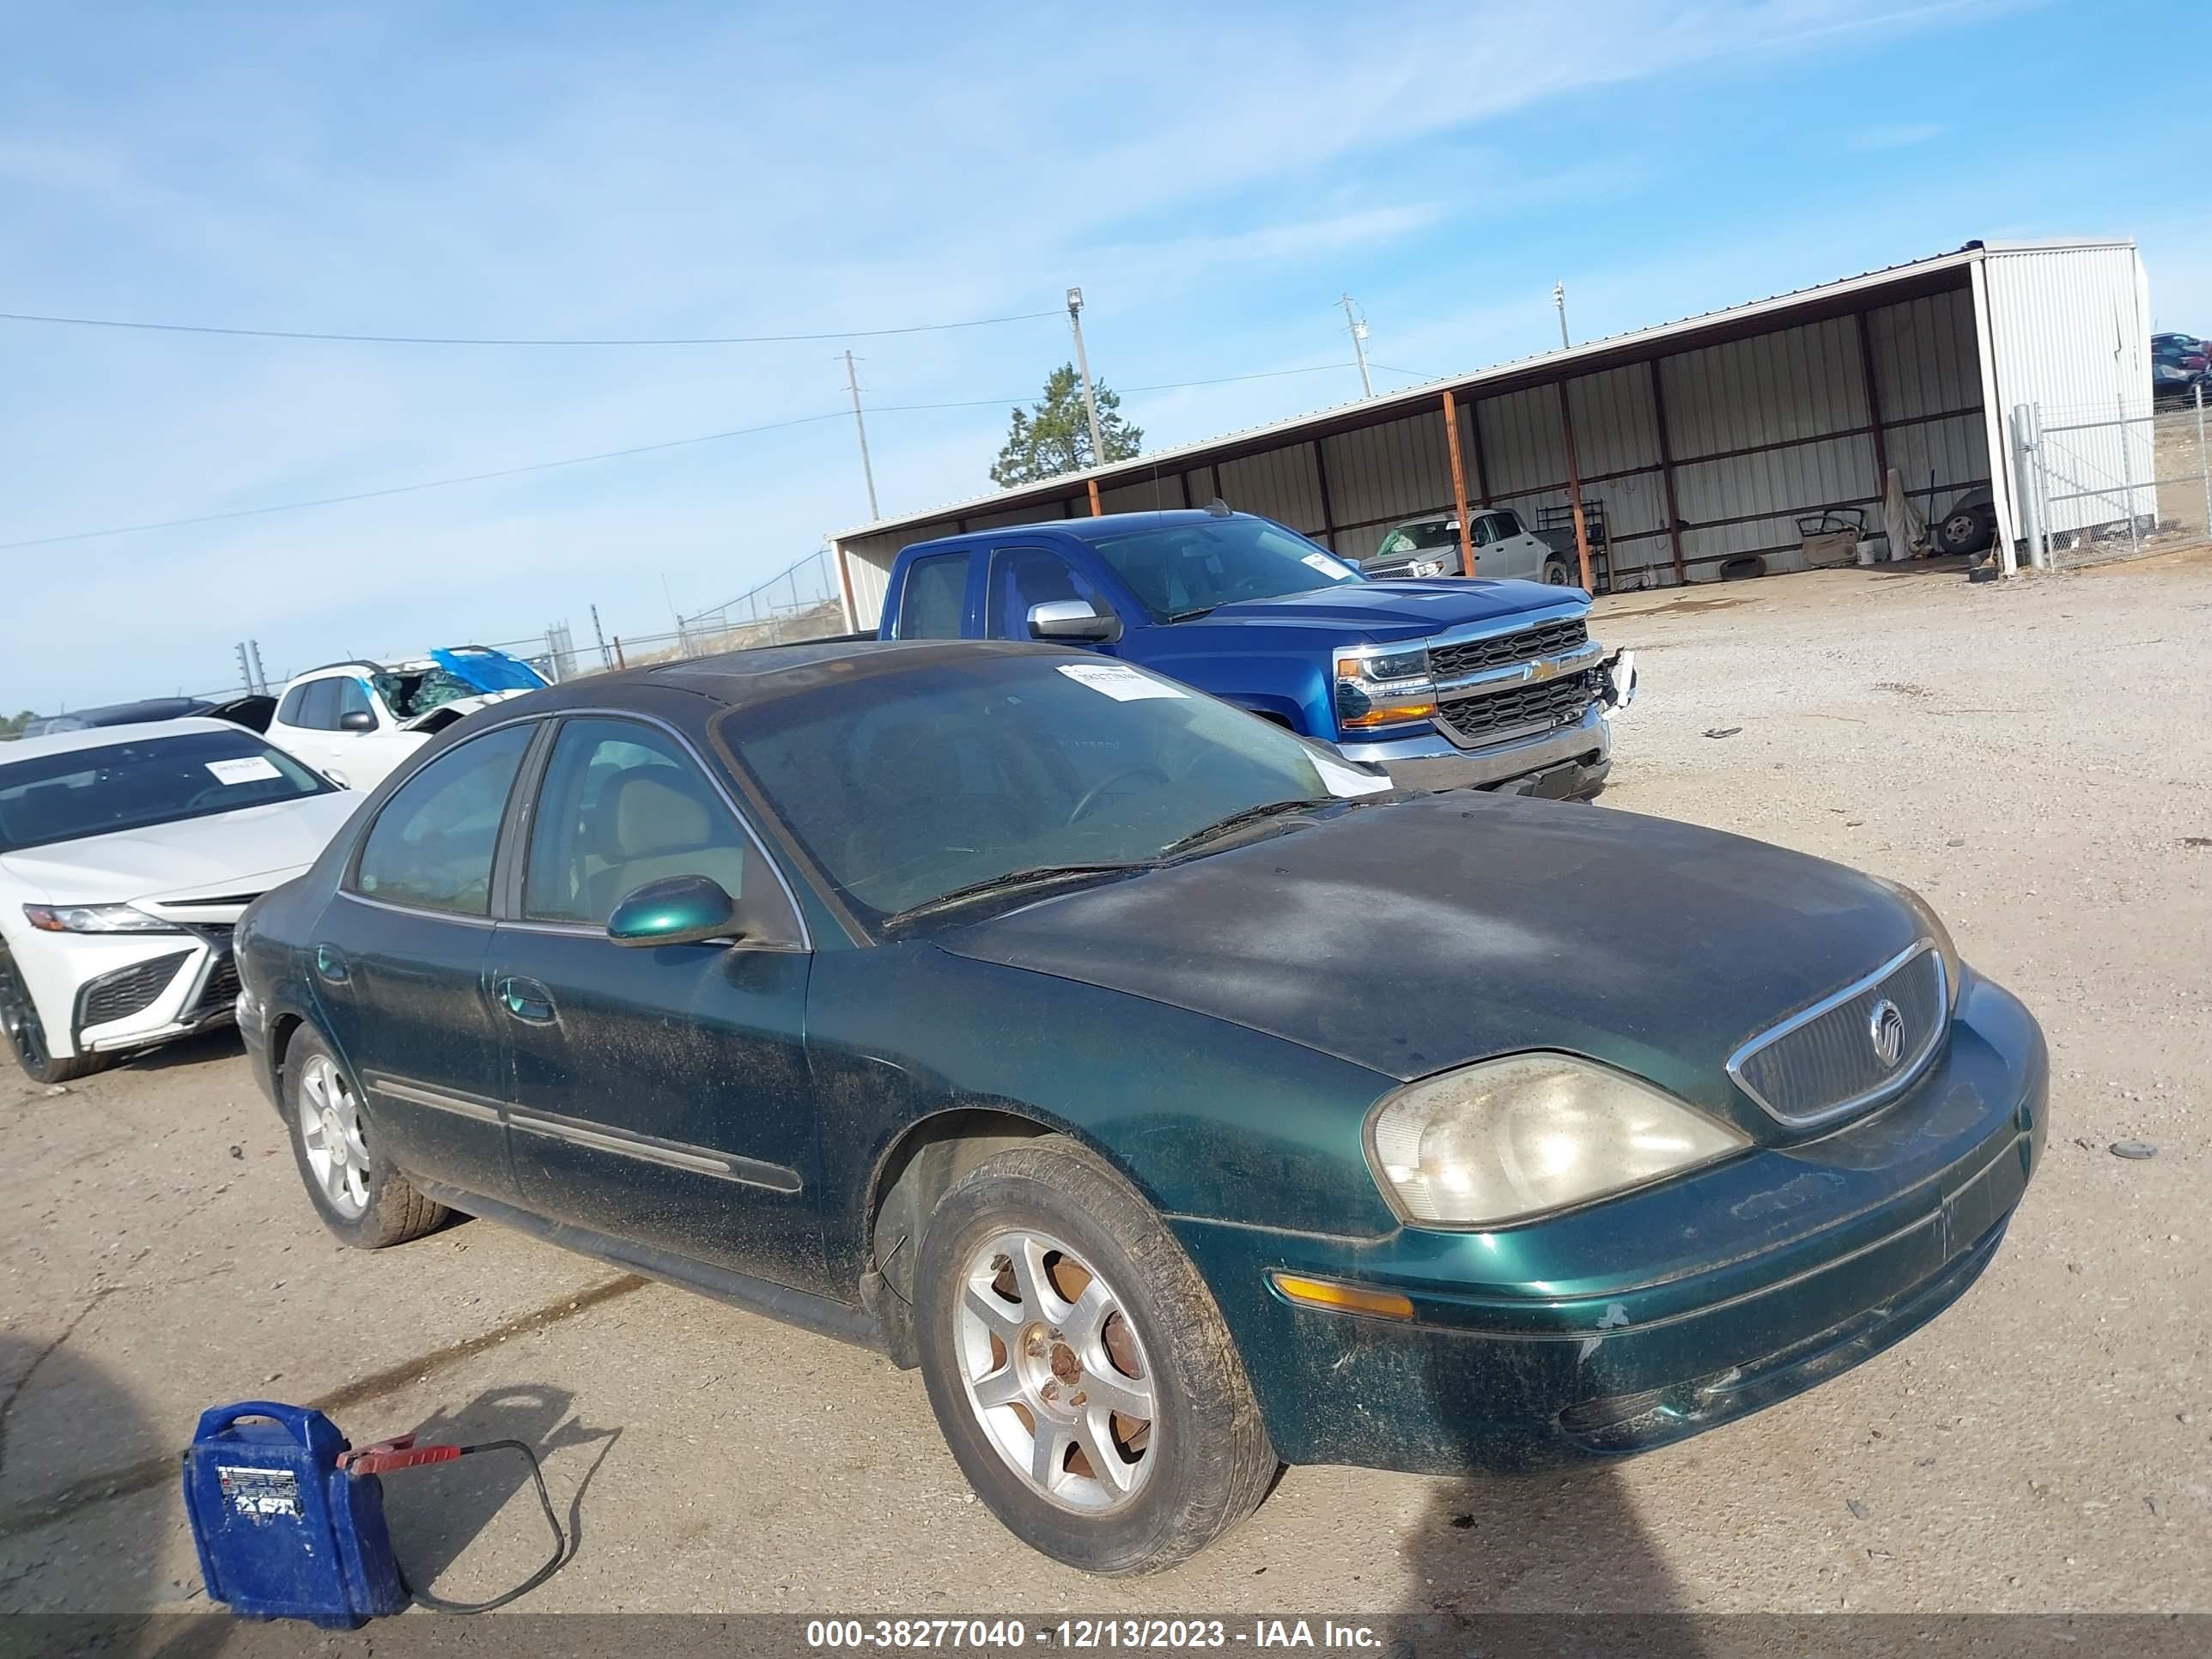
[833,238,2152,628]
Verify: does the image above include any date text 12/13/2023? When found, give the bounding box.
[804,1620,1386,1650]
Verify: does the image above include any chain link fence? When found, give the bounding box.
[2012,384,2212,568]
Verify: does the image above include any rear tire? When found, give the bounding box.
[284,1027,449,1249]
[914,1136,1277,1575]
[0,950,105,1085]
[1542,557,1576,585]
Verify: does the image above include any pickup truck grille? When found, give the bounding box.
[1436,671,1595,746]
[1433,619,1592,681]
[1430,618,1587,683]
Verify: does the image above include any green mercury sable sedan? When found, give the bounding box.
[234,639,2046,1575]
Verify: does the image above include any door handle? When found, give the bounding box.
[495,975,556,1024]
[313,944,350,984]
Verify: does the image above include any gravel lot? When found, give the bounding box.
[3,551,2209,1625]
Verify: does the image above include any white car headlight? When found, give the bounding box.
[23,902,183,935]
[1366,1053,1750,1228]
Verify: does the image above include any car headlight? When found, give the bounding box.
[22,902,183,934]
[1334,643,1437,731]
[1365,1053,1751,1228]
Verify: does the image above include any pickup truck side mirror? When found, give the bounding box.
[337,710,376,733]
[1027,599,1121,644]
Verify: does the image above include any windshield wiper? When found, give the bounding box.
[881,862,1148,927]
[1164,605,1218,623]
[1156,797,1325,859]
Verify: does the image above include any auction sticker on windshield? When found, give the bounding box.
[204,757,283,786]
[1057,664,1186,701]
[1300,552,1355,579]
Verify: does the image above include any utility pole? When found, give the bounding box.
[1341,295,1374,398]
[247,640,269,696]
[234,642,253,696]
[1066,287,1107,469]
[1553,281,1571,350]
[842,349,880,520]
[591,603,612,669]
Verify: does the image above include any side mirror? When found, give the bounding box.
[337,710,376,733]
[606,874,741,948]
[1027,599,1121,643]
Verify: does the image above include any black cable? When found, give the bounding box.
[0,366,1366,552]
[0,307,1063,347]
[398,1440,568,1616]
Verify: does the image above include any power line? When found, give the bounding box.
[0,362,1369,551]
[0,307,1063,348]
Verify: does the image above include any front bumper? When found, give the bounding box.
[1339,701,1611,797]
[9,926,240,1061]
[1173,970,2048,1474]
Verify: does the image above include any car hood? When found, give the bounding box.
[934,792,1926,1135]
[0,791,362,907]
[398,691,515,732]
[1183,579,1577,641]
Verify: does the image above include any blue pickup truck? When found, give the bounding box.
[873,506,1635,798]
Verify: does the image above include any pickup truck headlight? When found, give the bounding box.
[1334,645,1437,731]
[23,902,183,934]
[1366,1054,1751,1228]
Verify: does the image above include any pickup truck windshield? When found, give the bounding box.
[720,654,1334,923]
[0,730,333,854]
[1089,518,1362,622]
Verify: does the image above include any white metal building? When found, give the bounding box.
[832,239,2152,628]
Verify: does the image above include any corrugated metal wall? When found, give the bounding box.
[833,256,2168,620]
[1979,244,2153,533]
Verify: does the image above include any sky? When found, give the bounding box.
[4,0,2209,713]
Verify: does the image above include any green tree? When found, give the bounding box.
[990,363,1143,487]
[0,710,35,741]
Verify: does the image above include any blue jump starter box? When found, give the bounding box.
[180,1401,409,1628]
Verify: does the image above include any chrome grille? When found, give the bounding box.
[77,952,191,1030]
[1430,618,1587,682]
[1436,671,1596,746]
[1729,943,1948,1127]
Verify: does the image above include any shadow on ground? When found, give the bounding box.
[374,1383,620,1609]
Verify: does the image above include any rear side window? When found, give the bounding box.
[276,685,309,726]
[352,724,534,915]
[298,680,341,731]
[896,553,970,639]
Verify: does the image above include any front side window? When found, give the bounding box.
[896,553,970,639]
[351,724,534,915]
[333,678,375,726]
[984,547,1103,640]
[298,679,342,731]
[523,719,755,926]
[276,685,310,726]
[0,730,335,854]
[1086,518,1361,622]
[722,655,1336,923]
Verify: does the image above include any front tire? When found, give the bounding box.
[914,1136,1277,1575]
[284,1028,449,1249]
[0,949,104,1085]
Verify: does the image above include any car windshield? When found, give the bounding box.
[720,653,1360,924]
[1087,517,1363,621]
[0,730,334,854]
[1391,520,1460,551]
[373,665,483,720]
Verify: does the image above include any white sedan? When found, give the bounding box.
[0,719,361,1084]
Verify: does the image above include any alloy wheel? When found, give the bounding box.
[953,1229,1157,1512]
[298,1054,371,1218]
[0,958,48,1073]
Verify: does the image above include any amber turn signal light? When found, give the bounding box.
[1269,1272,1415,1320]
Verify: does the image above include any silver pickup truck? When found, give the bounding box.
[1362,508,1580,585]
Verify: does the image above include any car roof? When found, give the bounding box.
[522,637,1073,714]
[907,508,1271,552]
[0,716,248,764]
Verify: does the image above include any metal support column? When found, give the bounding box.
[1555,383,1595,591]
[1441,390,1474,576]
[1647,359,1687,585]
